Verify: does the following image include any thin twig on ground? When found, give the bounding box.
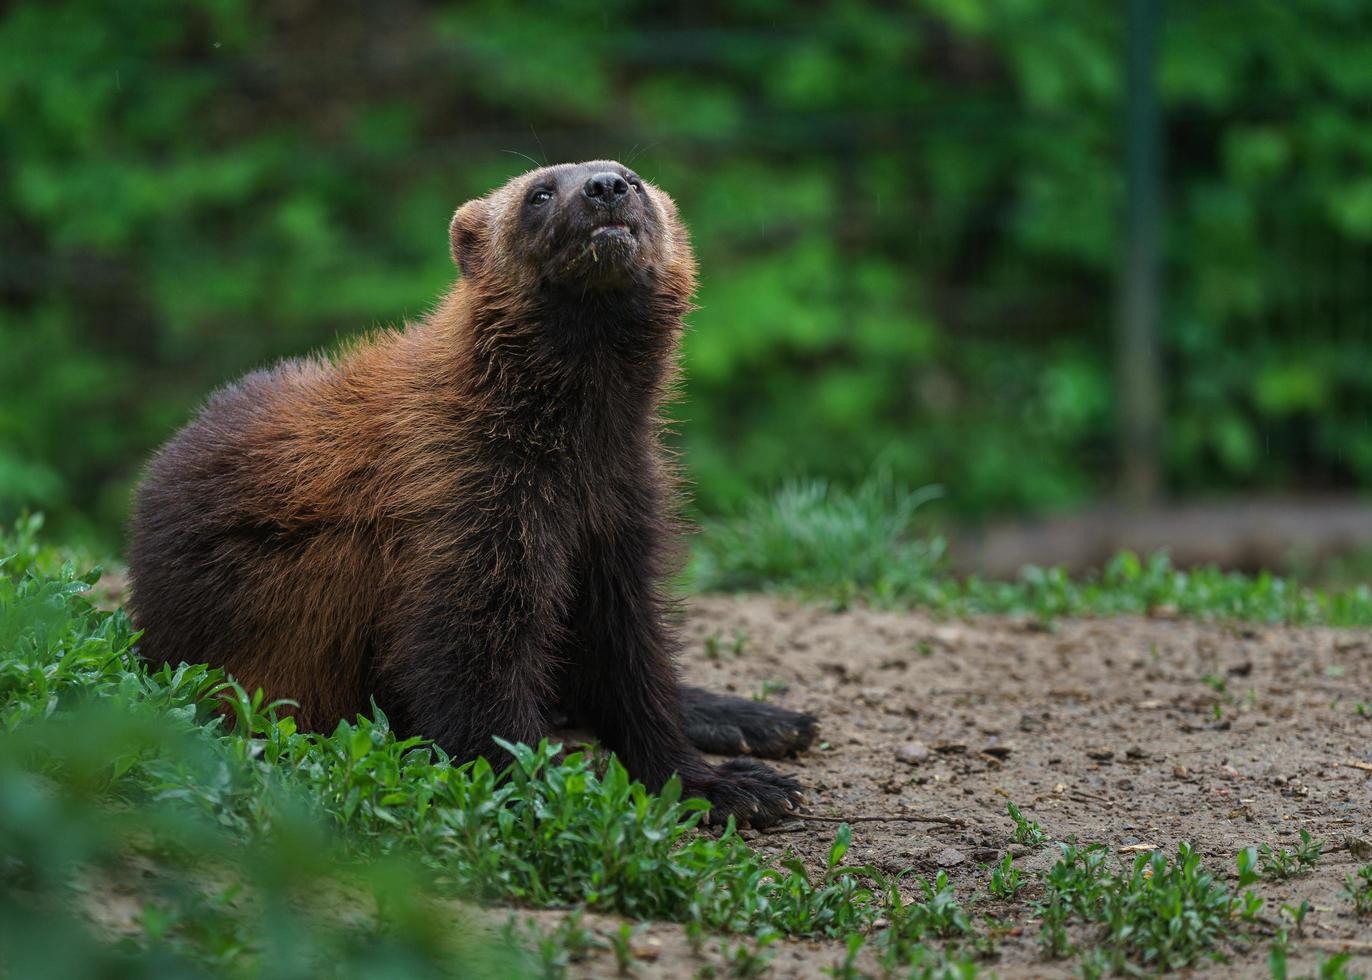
[802,813,967,828]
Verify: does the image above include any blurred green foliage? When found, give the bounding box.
[3,1,1372,544]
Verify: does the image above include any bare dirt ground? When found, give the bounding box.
[542,595,1372,978]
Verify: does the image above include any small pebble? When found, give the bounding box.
[934,847,966,867]
[630,938,663,961]
[896,741,932,765]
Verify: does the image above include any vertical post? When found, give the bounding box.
[1118,0,1164,506]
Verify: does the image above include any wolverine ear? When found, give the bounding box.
[449,200,489,277]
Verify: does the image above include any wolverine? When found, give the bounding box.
[128,161,816,826]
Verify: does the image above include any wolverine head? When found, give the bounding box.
[448,160,693,298]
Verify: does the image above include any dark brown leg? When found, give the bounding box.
[568,526,804,827]
[377,525,567,767]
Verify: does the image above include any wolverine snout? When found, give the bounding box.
[582,172,631,208]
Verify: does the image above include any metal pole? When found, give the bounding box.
[1118,0,1164,506]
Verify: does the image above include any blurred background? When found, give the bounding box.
[3,0,1371,572]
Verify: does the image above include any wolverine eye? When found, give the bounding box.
[627,177,643,192]
[529,188,553,205]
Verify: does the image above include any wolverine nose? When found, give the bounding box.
[583,172,629,207]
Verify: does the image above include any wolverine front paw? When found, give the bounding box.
[685,758,806,829]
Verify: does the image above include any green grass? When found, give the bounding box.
[689,474,1372,626]
[687,474,946,599]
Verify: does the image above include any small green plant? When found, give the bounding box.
[912,871,973,938]
[822,933,866,979]
[703,632,724,660]
[905,945,982,980]
[1342,863,1372,916]
[703,629,750,661]
[1268,932,1358,980]
[721,931,778,978]
[1295,830,1324,865]
[684,919,707,958]
[1007,801,1049,848]
[1076,946,1117,979]
[1259,830,1323,880]
[1269,930,1293,980]
[1033,841,1257,971]
[1237,888,1266,922]
[752,679,788,702]
[525,913,601,979]
[610,923,638,975]
[876,870,974,971]
[1275,944,1362,980]
[1315,953,1358,980]
[1280,898,1311,935]
[1202,673,1229,696]
[1237,846,1262,887]
[1355,701,1371,718]
[987,853,1024,899]
[954,918,1001,960]
[1038,890,1074,959]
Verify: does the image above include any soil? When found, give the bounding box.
[536,594,1372,978]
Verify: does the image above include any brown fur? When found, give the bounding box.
[128,161,814,825]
